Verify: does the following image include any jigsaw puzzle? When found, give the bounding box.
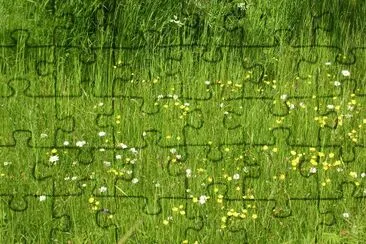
[1,0,366,243]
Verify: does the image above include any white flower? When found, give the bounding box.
[99,186,107,193]
[186,169,192,178]
[39,195,46,201]
[155,183,161,188]
[130,148,138,154]
[309,167,317,174]
[40,133,48,138]
[361,173,366,178]
[142,132,147,137]
[199,195,208,205]
[49,155,59,163]
[98,131,106,137]
[64,176,70,181]
[176,154,182,160]
[170,148,177,154]
[131,178,139,184]
[119,143,128,149]
[342,212,350,218]
[76,140,86,147]
[334,81,341,87]
[98,102,104,107]
[184,102,190,107]
[341,70,350,77]
[103,161,111,167]
[325,62,332,65]
[205,80,211,85]
[327,104,335,110]
[71,176,77,181]
[3,161,12,166]
[99,148,105,152]
[280,94,288,101]
[173,94,179,100]
[237,2,248,10]
[116,155,122,160]
[157,95,164,100]
[288,103,295,110]
[63,141,70,146]
[233,173,240,180]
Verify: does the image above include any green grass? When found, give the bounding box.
[0,0,366,243]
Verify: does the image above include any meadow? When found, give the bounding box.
[0,0,366,243]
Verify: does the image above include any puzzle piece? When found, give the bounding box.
[55,92,114,148]
[0,76,65,145]
[296,46,357,98]
[0,131,53,211]
[184,82,244,161]
[185,183,251,243]
[33,146,119,197]
[318,95,366,161]
[0,195,59,243]
[184,144,260,200]
[243,128,319,201]
[318,182,366,243]
[98,97,188,148]
[113,130,186,214]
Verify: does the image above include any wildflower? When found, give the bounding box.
[49,155,59,164]
[98,131,106,137]
[341,70,350,77]
[63,140,70,146]
[205,80,211,85]
[334,81,341,87]
[309,167,317,174]
[130,148,138,154]
[342,212,350,218]
[199,195,208,205]
[115,155,122,160]
[99,186,107,193]
[40,133,48,138]
[349,172,358,178]
[325,62,332,65]
[280,94,288,101]
[76,140,86,147]
[3,161,12,166]
[39,195,46,201]
[163,220,169,225]
[131,178,139,184]
[233,173,240,180]
[327,104,335,110]
[186,169,192,177]
[119,143,128,149]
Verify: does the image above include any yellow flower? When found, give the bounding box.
[163,220,169,225]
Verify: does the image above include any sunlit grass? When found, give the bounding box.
[0,0,365,243]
